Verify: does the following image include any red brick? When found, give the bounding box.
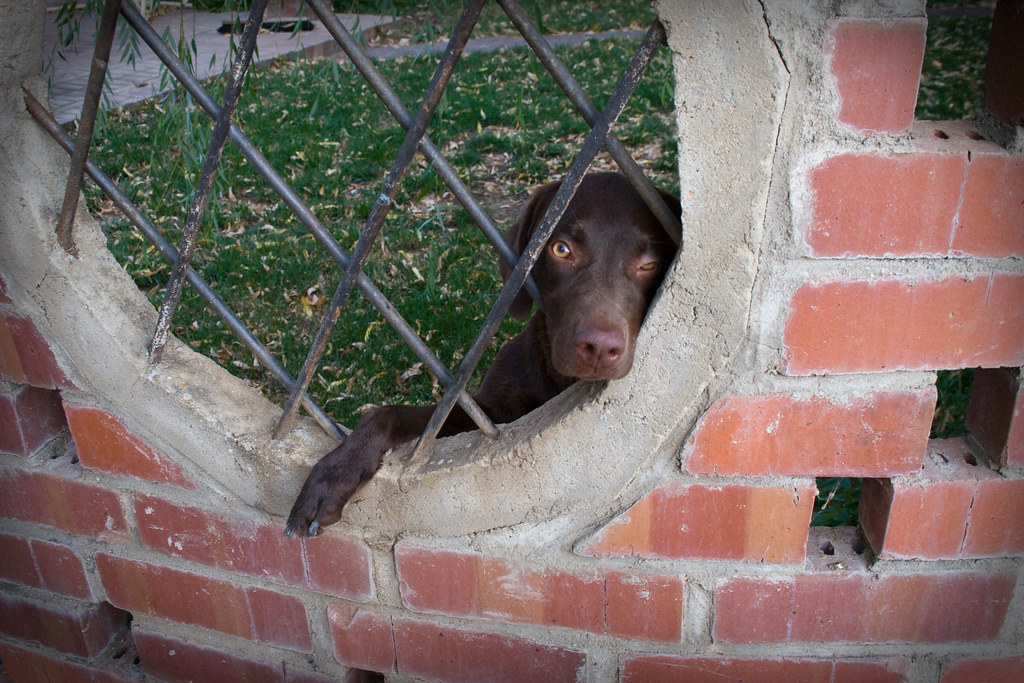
[956,154,1024,257]
[328,604,396,674]
[962,477,1024,556]
[805,153,964,257]
[621,656,908,683]
[476,555,550,625]
[712,577,795,644]
[97,553,311,649]
[396,543,683,640]
[97,553,252,639]
[984,0,1024,126]
[783,275,1024,375]
[65,404,196,488]
[941,655,1024,683]
[834,659,911,683]
[622,656,831,683]
[472,557,608,633]
[0,384,66,456]
[0,464,129,540]
[395,545,479,616]
[859,477,973,559]
[916,572,1018,642]
[0,593,125,659]
[860,438,1024,559]
[31,538,93,600]
[966,367,1023,468]
[134,494,306,586]
[393,616,586,682]
[0,533,92,599]
[0,642,127,683]
[605,570,683,642]
[829,19,926,134]
[715,570,1016,644]
[0,532,39,589]
[133,629,285,683]
[246,586,314,653]
[543,568,605,632]
[859,440,979,559]
[0,313,73,389]
[0,314,24,383]
[287,665,338,683]
[683,390,933,476]
[302,529,374,601]
[580,483,813,563]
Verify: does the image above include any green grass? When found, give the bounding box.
[87,34,676,428]
[357,0,657,46]
[916,12,991,120]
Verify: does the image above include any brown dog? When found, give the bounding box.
[285,172,680,537]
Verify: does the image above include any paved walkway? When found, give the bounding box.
[44,4,391,124]
[43,3,646,125]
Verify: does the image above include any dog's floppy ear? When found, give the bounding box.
[499,180,560,319]
[658,188,682,220]
[654,187,683,247]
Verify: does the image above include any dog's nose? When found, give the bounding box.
[573,325,626,370]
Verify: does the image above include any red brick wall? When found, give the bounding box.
[2,6,1023,683]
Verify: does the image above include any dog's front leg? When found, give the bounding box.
[284,404,436,537]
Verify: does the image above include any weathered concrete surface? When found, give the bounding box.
[0,0,336,516]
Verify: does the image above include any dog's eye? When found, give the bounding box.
[638,261,658,272]
[551,241,572,259]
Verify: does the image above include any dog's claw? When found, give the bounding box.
[307,520,320,537]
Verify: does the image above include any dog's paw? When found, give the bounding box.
[283,450,359,538]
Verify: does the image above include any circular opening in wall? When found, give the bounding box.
[933,129,950,139]
[963,451,978,466]
[964,129,984,141]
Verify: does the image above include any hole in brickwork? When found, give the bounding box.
[102,608,143,672]
[819,540,836,555]
[933,128,950,139]
[963,451,978,466]
[812,477,861,527]
[851,532,867,555]
[917,2,992,121]
[344,670,387,683]
[932,368,975,439]
[964,128,984,140]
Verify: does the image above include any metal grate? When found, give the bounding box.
[27,0,681,465]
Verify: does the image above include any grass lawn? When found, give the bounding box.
[85,8,675,428]
[75,1,991,527]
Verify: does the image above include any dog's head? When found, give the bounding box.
[500,172,680,381]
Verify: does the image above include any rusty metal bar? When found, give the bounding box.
[24,90,346,441]
[305,0,541,301]
[118,1,490,440]
[498,0,682,246]
[55,0,121,257]
[409,20,668,463]
[148,0,268,363]
[273,0,493,439]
